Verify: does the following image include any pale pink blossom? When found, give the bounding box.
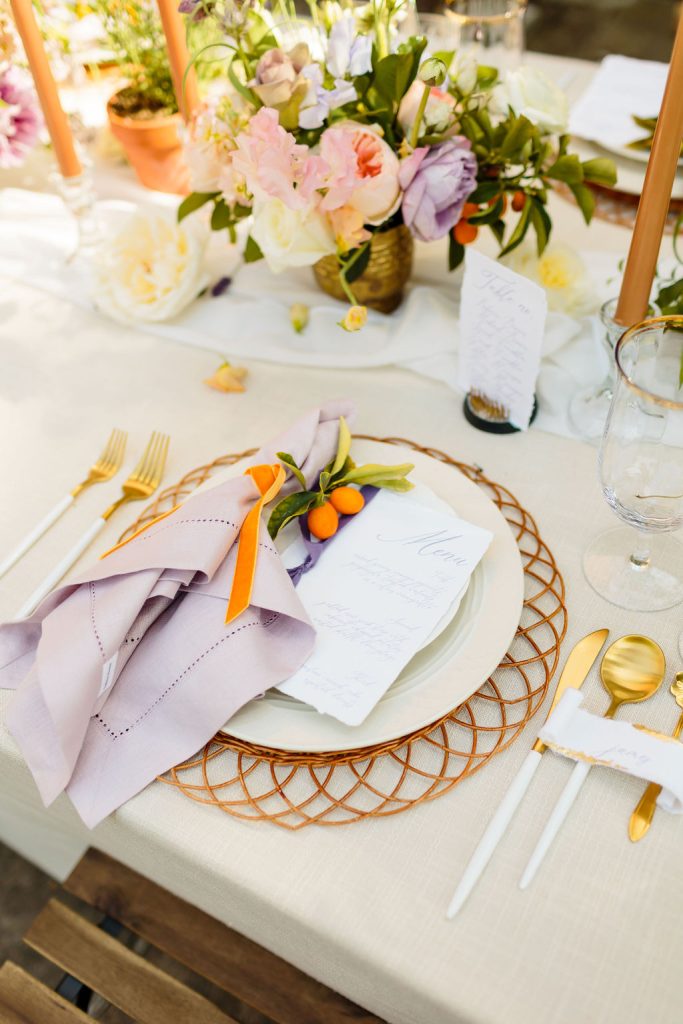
[232,107,318,210]
[317,127,360,211]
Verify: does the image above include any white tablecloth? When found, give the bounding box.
[2,53,682,1024]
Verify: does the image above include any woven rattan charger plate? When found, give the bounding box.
[120,436,568,830]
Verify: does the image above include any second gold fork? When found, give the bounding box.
[16,432,170,619]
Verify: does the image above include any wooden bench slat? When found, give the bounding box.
[64,848,384,1024]
[0,961,91,1024]
[24,899,237,1024]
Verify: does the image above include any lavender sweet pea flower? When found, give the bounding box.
[0,67,42,169]
[399,138,478,243]
[326,12,372,78]
[299,65,357,130]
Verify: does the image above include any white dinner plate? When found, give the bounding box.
[200,440,524,752]
[570,136,683,200]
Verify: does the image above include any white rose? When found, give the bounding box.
[492,66,568,134]
[505,241,598,316]
[250,197,335,274]
[92,212,208,325]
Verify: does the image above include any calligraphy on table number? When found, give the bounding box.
[457,248,547,429]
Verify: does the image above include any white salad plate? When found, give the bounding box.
[201,440,524,752]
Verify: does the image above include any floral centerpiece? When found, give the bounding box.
[178,0,616,316]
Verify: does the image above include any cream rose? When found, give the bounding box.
[492,67,568,134]
[250,197,335,274]
[92,212,208,324]
[505,241,598,316]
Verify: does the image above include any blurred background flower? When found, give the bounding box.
[0,65,42,169]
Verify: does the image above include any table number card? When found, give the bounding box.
[457,248,548,429]
[278,489,492,726]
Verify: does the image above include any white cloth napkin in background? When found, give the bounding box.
[0,188,620,439]
[569,55,669,151]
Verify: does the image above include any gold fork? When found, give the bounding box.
[628,673,683,842]
[0,428,127,580]
[16,432,170,619]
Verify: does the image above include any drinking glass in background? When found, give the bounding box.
[569,297,655,442]
[418,0,527,72]
[584,316,683,611]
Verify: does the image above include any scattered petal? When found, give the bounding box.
[290,302,310,333]
[204,361,248,392]
[211,276,232,297]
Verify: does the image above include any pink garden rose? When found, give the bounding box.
[317,122,401,225]
[399,138,478,242]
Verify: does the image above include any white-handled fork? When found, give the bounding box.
[16,431,169,619]
[0,428,127,580]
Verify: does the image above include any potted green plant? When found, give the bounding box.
[93,0,188,193]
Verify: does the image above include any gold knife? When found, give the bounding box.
[532,627,610,754]
[447,627,609,919]
[629,671,683,842]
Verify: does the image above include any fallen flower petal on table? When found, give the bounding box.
[204,361,248,392]
[290,302,310,333]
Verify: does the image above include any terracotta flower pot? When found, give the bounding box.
[107,93,190,195]
[313,225,414,313]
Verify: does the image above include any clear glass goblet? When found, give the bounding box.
[568,297,654,443]
[442,0,527,71]
[584,315,683,611]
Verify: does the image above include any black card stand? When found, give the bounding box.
[463,393,539,434]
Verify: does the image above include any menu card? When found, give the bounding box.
[278,489,492,725]
[457,248,547,429]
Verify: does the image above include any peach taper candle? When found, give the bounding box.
[615,12,683,326]
[156,0,200,122]
[9,0,81,177]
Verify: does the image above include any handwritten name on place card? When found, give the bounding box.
[278,489,492,726]
[457,248,547,429]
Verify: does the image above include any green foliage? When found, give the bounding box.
[267,417,414,538]
[91,0,178,114]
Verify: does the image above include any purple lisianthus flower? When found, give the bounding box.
[399,138,478,243]
[0,66,42,169]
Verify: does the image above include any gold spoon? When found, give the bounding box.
[599,634,666,717]
[629,671,683,842]
[519,634,665,889]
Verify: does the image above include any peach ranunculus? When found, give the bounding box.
[328,205,371,252]
[397,80,457,140]
[317,122,401,226]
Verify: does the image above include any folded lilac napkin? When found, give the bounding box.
[0,401,353,827]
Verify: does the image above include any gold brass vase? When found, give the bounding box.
[313,225,414,313]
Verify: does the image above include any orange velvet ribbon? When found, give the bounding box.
[99,464,285,625]
[100,504,181,559]
[225,463,285,624]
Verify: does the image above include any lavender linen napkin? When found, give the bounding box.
[0,400,353,827]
